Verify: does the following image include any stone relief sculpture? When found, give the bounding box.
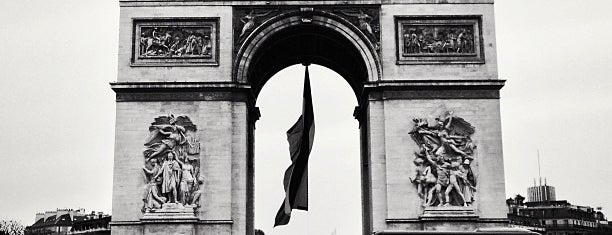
[138,26,213,58]
[402,25,475,55]
[133,19,219,66]
[409,111,477,207]
[395,16,483,64]
[142,158,165,210]
[141,115,202,212]
[190,177,205,207]
[237,10,276,43]
[338,9,380,50]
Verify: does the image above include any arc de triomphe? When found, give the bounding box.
[110,1,511,234]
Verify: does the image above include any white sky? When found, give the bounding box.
[1,1,611,234]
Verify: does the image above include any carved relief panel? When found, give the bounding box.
[132,18,219,66]
[141,115,203,214]
[409,111,477,208]
[396,16,484,64]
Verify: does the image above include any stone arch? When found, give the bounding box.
[113,2,507,235]
[233,10,382,99]
[234,9,382,235]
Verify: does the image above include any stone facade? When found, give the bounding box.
[112,1,512,234]
[111,100,246,234]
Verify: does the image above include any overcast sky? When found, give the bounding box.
[1,1,611,234]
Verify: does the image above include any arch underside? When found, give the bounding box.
[235,12,381,100]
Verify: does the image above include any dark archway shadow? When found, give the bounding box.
[247,24,369,100]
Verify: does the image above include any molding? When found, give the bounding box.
[110,82,252,102]
[110,81,251,90]
[362,80,505,100]
[385,218,480,223]
[386,218,421,223]
[119,1,495,7]
[477,218,509,223]
[354,79,503,121]
[110,219,234,226]
[375,230,527,235]
[385,218,509,224]
[370,90,500,100]
[365,80,505,89]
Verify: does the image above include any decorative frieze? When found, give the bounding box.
[141,115,202,215]
[409,111,477,208]
[132,18,219,66]
[396,16,484,64]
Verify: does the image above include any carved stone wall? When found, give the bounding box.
[141,115,202,215]
[409,111,477,208]
[113,1,507,235]
[374,98,507,231]
[111,101,247,235]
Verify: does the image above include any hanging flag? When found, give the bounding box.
[274,65,315,227]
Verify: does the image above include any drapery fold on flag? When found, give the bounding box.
[274,65,315,227]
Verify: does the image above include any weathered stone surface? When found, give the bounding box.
[112,1,506,234]
[111,101,247,235]
[141,203,198,221]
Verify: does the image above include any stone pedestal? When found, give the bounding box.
[141,203,198,222]
[420,207,478,221]
[418,207,480,231]
[140,204,198,235]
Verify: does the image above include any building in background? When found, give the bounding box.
[528,179,556,202]
[69,216,111,235]
[507,179,611,235]
[24,209,109,235]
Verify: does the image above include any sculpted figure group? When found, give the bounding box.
[141,115,203,212]
[403,27,474,54]
[139,27,213,58]
[409,111,477,207]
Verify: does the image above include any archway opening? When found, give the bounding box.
[241,22,372,99]
[238,16,377,234]
[254,64,361,235]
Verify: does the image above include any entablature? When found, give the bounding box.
[119,0,494,7]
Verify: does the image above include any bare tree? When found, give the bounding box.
[0,220,25,235]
